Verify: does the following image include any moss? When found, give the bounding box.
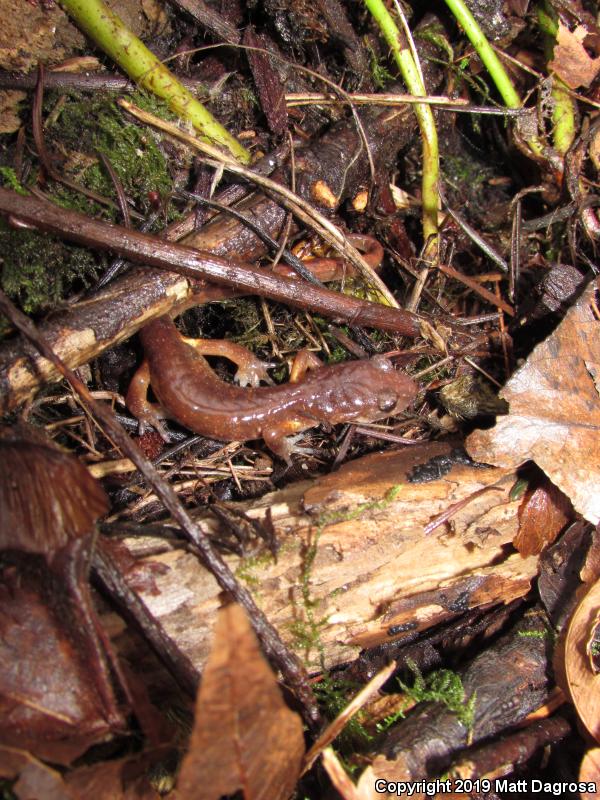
[289,485,403,666]
[0,220,101,314]
[235,548,277,588]
[366,42,394,89]
[398,660,476,729]
[313,675,374,749]
[47,90,178,218]
[0,90,183,316]
[0,167,27,196]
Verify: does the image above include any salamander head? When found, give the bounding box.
[324,355,417,424]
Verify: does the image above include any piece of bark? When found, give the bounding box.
[244,27,288,137]
[169,0,241,43]
[315,0,373,90]
[114,442,538,674]
[0,103,416,412]
[448,715,571,779]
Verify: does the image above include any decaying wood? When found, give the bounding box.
[448,715,571,780]
[368,606,553,783]
[116,442,539,674]
[0,104,416,412]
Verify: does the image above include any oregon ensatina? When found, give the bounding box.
[126,316,417,463]
[126,233,415,461]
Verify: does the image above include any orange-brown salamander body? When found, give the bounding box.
[127,315,417,462]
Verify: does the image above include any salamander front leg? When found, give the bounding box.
[263,419,317,465]
[182,337,275,387]
[125,360,169,440]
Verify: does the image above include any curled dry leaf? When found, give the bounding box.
[580,748,600,799]
[514,473,573,556]
[177,603,304,800]
[467,279,600,524]
[549,22,600,89]
[564,579,600,743]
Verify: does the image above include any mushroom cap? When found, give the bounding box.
[0,425,109,555]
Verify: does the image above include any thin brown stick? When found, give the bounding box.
[0,288,320,725]
[0,188,421,335]
[0,69,209,94]
[437,262,514,317]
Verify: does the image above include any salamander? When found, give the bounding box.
[126,315,417,463]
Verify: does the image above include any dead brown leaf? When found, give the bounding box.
[176,603,305,800]
[467,278,600,524]
[549,22,600,89]
[564,579,600,743]
[514,473,573,556]
[64,753,163,800]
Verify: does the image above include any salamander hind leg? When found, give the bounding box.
[125,360,169,440]
[289,350,323,384]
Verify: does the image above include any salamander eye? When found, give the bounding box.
[377,391,398,412]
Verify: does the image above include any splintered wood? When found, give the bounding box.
[120,442,538,672]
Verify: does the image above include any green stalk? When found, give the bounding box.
[363,0,439,250]
[443,0,544,159]
[444,0,520,108]
[59,0,250,163]
[537,2,577,155]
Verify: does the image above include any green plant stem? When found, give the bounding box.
[363,0,439,250]
[537,2,577,155]
[444,0,520,108]
[59,0,250,163]
[443,0,545,160]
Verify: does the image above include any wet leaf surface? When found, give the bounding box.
[0,561,121,764]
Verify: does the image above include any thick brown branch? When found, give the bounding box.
[0,102,419,411]
[0,189,421,412]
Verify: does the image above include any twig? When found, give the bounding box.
[285,92,527,115]
[0,69,210,94]
[0,191,421,335]
[437,262,514,317]
[0,288,320,725]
